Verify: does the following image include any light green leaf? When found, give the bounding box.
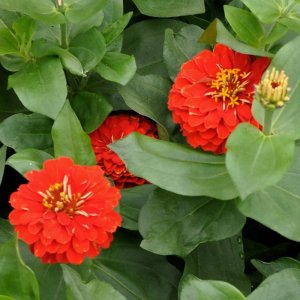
[62,265,126,300]
[184,236,251,295]
[12,16,36,46]
[0,28,19,55]
[179,275,246,300]
[139,189,245,256]
[163,25,205,81]
[52,100,96,165]
[110,133,238,199]
[226,123,295,199]
[100,0,123,28]
[0,113,53,152]
[0,219,14,244]
[248,269,300,300]
[8,57,67,119]
[0,296,15,300]
[95,52,136,85]
[71,91,112,133]
[237,144,300,241]
[0,145,6,185]
[6,149,53,175]
[132,0,205,17]
[118,73,172,139]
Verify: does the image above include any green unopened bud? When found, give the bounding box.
[256,67,290,110]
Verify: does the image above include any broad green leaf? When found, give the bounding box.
[93,232,181,300]
[12,16,36,47]
[252,257,300,277]
[132,0,205,17]
[102,12,132,45]
[101,0,123,28]
[64,0,109,23]
[237,144,300,241]
[163,25,205,81]
[62,265,126,300]
[32,39,84,76]
[0,145,6,185]
[139,189,245,256]
[200,19,272,57]
[120,184,156,230]
[224,6,264,47]
[0,219,14,244]
[71,91,112,133]
[278,4,300,32]
[0,296,15,300]
[253,35,300,139]
[118,73,172,139]
[52,100,96,165]
[0,54,25,72]
[69,28,106,72]
[123,19,185,76]
[0,113,53,152]
[6,149,53,175]
[179,275,246,300]
[8,57,67,119]
[263,23,288,45]
[110,133,238,199]
[0,237,40,300]
[95,52,136,85]
[184,236,251,295]
[0,28,19,55]
[226,123,295,199]
[248,269,300,300]
[0,0,65,24]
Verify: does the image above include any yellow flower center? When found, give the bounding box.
[206,68,251,109]
[38,175,93,217]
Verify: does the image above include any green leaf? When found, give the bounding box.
[253,35,300,139]
[0,0,65,24]
[0,296,15,300]
[252,257,300,278]
[278,4,300,32]
[184,236,251,295]
[237,144,300,241]
[12,16,36,46]
[52,100,96,165]
[110,133,238,199]
[132,0,205,17]
[120,184,156,230]
[224,5,264,47]
[163,25,205,81]
[248,269,300,300]
[0,145,6,185]
[6,149,53,175]
[102,12,132,45]
[0,28,19,55]
[226,123,295,199]
[62,265,126,300]
[0,219,14,244]
[0,113,53,152]
[64,0,108,23]
[123,19,186,77]
[118,73,172,139]
[139,189,245,256]
[95,52,136,85]
[101,0,123,28]
[70,91,112,133]
[93,232,181,300]
[200,19,272,57]
[8,57,67,119]
[179,274,246,300]
[69,28,106,72]
[0,237,40,300]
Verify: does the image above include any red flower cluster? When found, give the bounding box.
[168,44,270,154]
[90,114,158,188]
[9,157,121,264]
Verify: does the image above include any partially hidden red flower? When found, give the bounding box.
[168,44,270,154]
[90,114,158,188]
[9,157,121,264]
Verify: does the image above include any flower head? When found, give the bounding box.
[256,67,290,110]
[9,157,121,264]
[90,114,158,188]
[168,44,270,154]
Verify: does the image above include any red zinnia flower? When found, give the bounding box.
[168,44,270,154]
[90,114,158,188]
[9,157,121,264]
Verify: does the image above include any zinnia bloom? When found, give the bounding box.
[90,114,158,188]
[9,157,121,264]
[168,44,270,154]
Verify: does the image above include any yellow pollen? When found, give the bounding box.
[206,68,251,109]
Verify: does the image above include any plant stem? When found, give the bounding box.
[60,23,68,48]
[263,109,274,135]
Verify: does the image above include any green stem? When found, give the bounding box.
[263,109,274,135]
[60,23,68,48]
